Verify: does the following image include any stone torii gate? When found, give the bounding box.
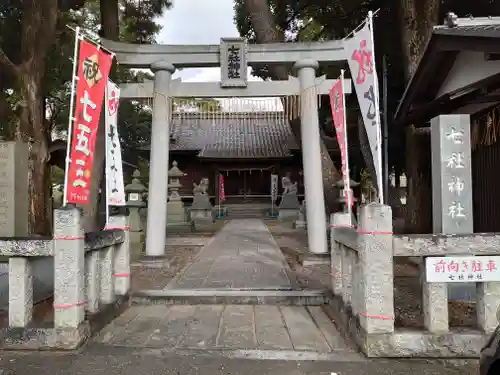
[103,37,350,259]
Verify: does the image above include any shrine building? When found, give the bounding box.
[139,109,340,208]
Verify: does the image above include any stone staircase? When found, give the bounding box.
[224,203,274,218]
[102,219,359,361]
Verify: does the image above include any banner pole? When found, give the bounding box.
[368,10,384,205]
[63,26,81,206]
[104,82,110,227]
[382,54,389,205]
[340,69,352,224]
[270,175,273,218]
[271,187,273,218]
[218,174,222,219]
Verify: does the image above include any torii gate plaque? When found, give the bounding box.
[220,37,248,88]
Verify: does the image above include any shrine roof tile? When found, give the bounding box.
[434,22,500,38]
[168,116,299,159]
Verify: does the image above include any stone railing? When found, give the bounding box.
[1,206,130,350]
[329,204,499,358]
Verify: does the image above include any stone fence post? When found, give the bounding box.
[107,209,131,296]
[357,204,394,334]
[53,206,85,329]
[330,212,351,296]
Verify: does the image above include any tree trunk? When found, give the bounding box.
[243,0,341,212]
[81,0,121,232]
[18,67,52,235]
[100,0,120,41]
[398,0,440,233]
[405,126,432,234]
[399,0,440,81]
[0,0,60,236]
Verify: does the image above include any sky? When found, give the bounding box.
[157,0,247,82]
[155,0,281,111]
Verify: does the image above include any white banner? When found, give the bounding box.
[105,79,126,207]
[271,174,278,201]
[344,16,383,202]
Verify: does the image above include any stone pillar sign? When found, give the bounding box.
[427,114,474,332]
[431,114,473,234]
[0,141,29,236]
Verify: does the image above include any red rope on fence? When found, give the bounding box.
[53,235,84,240]
[359,312,393,320]
[53,300,87,309]
[330,273,343,279]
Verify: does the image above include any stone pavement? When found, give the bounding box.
[0,346,477,374]
[165,219,297,290]
[95,304,357,357]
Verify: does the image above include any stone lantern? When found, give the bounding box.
[125,170,147,206]
[124,169,147,246]
[167,161,187,226]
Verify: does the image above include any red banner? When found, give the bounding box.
[329,80,346,173]
[66,40,113,204]
[219,174,226,202]
[329,78,353,208]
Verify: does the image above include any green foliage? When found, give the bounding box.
[0,0,174,168]
[51,165,65,186]
[121,0,172,43]
[233,0,500,173]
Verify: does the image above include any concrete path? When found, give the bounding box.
[165,219,297,290]
[95,304,360,359]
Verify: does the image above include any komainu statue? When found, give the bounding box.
[282,173,298,195]
[193,178,209,196]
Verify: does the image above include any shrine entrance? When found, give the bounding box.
[103,37,351,258]
[220,168,272,202]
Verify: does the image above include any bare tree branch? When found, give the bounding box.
[0,48,18,76]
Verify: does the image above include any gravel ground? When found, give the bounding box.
[267,222,476,329]
[130,231,217,292]
[130,245,203,292]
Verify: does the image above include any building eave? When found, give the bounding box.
[395,19,500,126]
